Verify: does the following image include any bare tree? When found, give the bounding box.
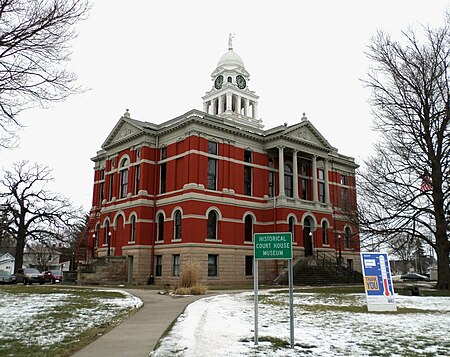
[359,16,450,289]
[0,161,83,272]
[0,0,90,148]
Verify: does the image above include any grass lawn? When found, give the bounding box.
[0,285,142,357]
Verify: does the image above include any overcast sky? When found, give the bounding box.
[0,1,448,211]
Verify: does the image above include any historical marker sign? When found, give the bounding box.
[254,232,292,260]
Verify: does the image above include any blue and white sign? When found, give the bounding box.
[360,252,397,312]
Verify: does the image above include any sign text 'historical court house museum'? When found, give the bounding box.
[87,36,361,285]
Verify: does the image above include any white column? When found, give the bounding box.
[244,98,249,116]
[324,158,331,205]
[293,150,299,200]
[236,95,241,114]
[278,146,285,197]
[218,95,224,114]
[226,93,232,111]
[252,101,258,119]
[212,98,217,115]
[312,155,318,203]
[203,101,209,113]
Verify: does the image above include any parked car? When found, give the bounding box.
[0,270,16,284]
[14,268,45,285]
[43,270,63,284]
[401,272,429,281]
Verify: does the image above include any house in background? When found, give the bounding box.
[0,253,15,273]
[87,36,361,285]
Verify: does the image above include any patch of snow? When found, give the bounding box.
[0,288,142,350]
[151,290,450,356]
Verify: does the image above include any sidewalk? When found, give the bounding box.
[72,288,207,357]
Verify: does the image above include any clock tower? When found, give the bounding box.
[202,34,262,129]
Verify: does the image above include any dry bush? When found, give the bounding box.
[179,260,200,288]
[174,284,208,296]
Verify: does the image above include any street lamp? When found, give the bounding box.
[107,231,112,256]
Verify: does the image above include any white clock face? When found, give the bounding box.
[236,75,246,89]
[214,75,223,89]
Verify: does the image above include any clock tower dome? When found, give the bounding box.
[202,34,262,129]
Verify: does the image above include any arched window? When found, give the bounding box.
[288,216,295,242]
[157,213,164,241]
[345,226,351,248]
[284,163,293,197]
[174,210,182,240]
[244,215,253,242]
[94,224,100,248]
[119,157,129,199]
[104,220,110,245]
[322,221,328,245]
[207,211,218,240]
[130,215,136,242]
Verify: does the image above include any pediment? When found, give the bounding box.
[102,117,144,149]
[281,120,334,150]
[287,127,322,146]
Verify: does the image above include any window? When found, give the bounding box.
[161,147,167,160]
[207,211,218,240]
[342,187,348,209]
[244,149,252,163]
[119,158,129,199]
[301,162,308,176]
[208,158,217,190]
[268,171,275,197]
[244,166,252,196]
[319,182,325,203]
[95,224,100,248]
[130,215,136,242]
[301,178,309,200]
[227,76,232,83]
[160,163,167,193]
[108,173,114,200]
[245,255,253,276]
[155,255,162,276]
[322,221,328,245]
[341,175,347,186]
[208,141,218,155]
[244,215,253,242]
[345,227,351,248]
[157,213,164,241]
[208,255,218,277]
[134,165,140,195]
[284,163,293,197]
[318,169,324,180]
[174,210,182,240]
[99,169,105,202]
[288,217,295,242]
[172,254,180,276]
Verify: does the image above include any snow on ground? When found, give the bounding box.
[0,288,142,349]
[151,290,450,357]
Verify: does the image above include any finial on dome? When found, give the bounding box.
[228,33,235,51]
[124,109,130,118]
[301,112,308,121]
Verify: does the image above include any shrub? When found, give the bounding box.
[179,260,200,288]
[174,284,208,296]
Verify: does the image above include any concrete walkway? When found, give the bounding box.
[72,288,208,357]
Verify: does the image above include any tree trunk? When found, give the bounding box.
[435,238,450,290]
[14,231,26,273]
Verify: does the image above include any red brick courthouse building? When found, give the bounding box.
[87,38,360,285]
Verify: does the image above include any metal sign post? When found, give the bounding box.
[254,232,294,349]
